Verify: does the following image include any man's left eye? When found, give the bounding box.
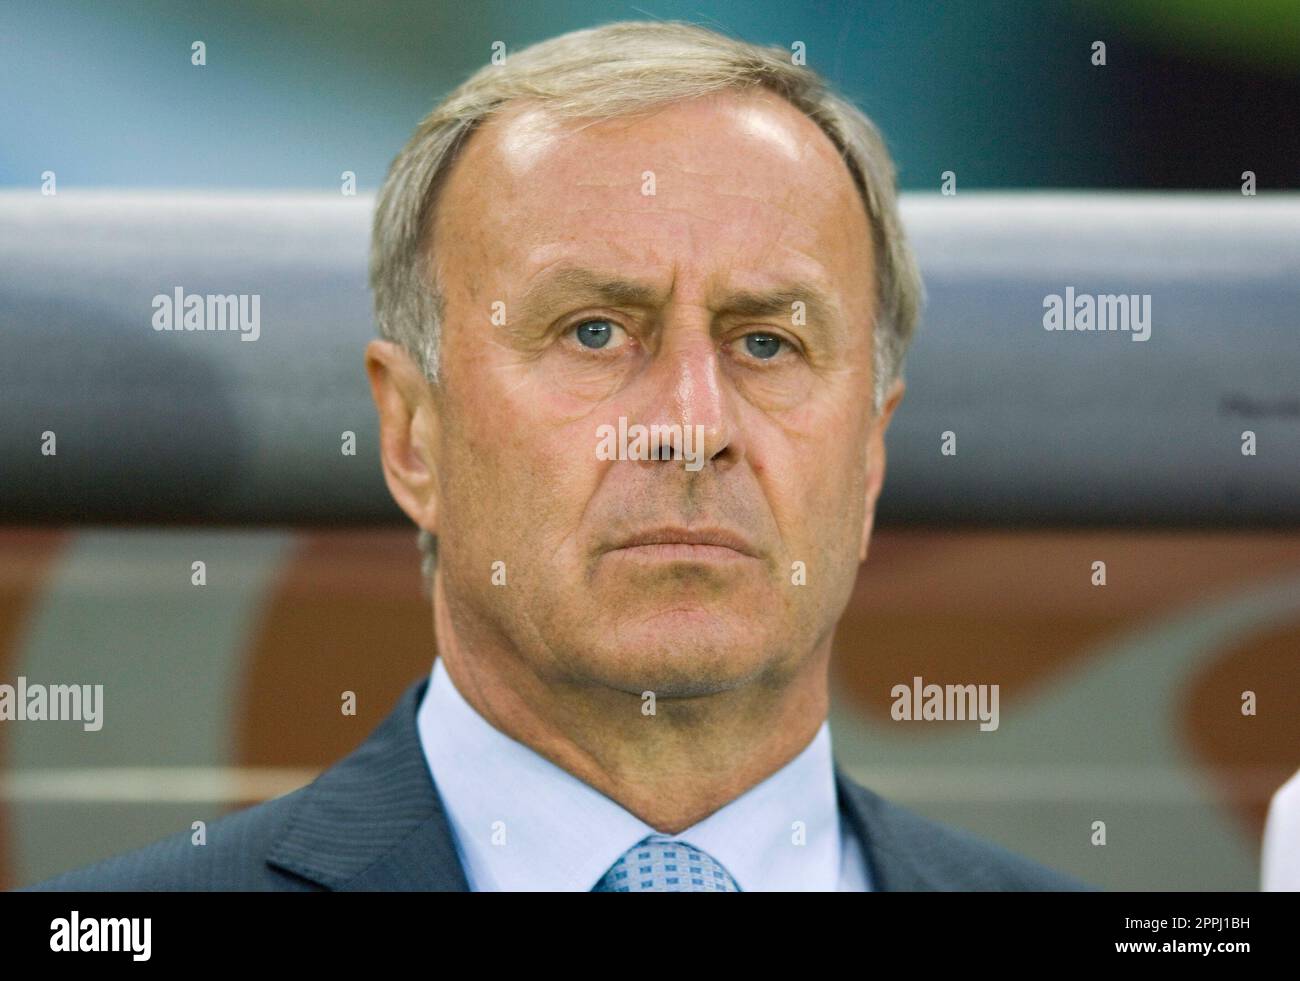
[742,333,784,360]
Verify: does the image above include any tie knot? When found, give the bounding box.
[593,837,741,892]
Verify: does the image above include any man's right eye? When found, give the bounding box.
[570,319,626,350]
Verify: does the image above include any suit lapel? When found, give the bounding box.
[265,679,957,891]
[834,762,946,891]
[266,678,470,891]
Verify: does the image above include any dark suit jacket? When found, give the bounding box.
[22,678,1092,891]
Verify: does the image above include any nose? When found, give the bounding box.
[632,321,742,472]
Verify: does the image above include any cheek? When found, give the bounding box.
[442,368,604,558]
[758,406,869,547]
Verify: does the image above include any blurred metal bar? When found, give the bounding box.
[1,191,1296,525]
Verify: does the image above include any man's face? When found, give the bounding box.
[417,90,896,697]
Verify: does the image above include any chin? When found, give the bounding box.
[568,607,781,698]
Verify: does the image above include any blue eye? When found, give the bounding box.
[744,333,783,359]
[574,320,615,349]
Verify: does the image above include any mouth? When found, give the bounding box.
[606,527,759,562]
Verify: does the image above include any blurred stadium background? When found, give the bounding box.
[1,0,1298,890]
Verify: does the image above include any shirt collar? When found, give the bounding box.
[417,657,844,891]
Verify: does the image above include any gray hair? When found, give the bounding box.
[369,20,925,586]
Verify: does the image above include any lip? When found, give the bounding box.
[608,527,759,560]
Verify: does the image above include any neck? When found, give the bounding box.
[430,572,833,834]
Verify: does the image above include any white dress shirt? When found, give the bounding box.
[416,656,872,891]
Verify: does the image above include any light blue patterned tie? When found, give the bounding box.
[593,838,741,892]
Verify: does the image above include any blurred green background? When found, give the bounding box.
[3,0,1297,192]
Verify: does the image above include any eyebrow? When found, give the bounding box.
[515,265,842,332]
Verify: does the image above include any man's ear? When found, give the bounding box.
[858,376,905,563]
[365,339,440,537]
